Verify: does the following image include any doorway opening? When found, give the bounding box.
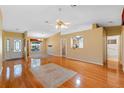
[5,37,23,60]
[106,35,121,70]
[29,39,42,58]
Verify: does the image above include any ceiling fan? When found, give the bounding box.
[45,19,71,31]
[45,7,74,31]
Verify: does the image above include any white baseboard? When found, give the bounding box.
[48,54,61,57]
[47,54,103,66]
[66,56,103,66]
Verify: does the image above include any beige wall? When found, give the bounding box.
[3,31,24,38]
[41,39,47,57]
[46,32,61,56]
[0,9,2,68]
[62,27,104,65]
[104,26,121,36]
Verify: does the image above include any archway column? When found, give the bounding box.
[121,26,124,71]
[24,31,28,62]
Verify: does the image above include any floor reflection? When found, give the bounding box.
[107,70,120,87]
[74,75,82,87]
[14,64,22,77]
[76,77,81,86]
[31,58,41,68]
[6,67,10,79]
[0,67,2,76]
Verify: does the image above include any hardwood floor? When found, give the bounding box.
[0,56,124,88]
[107,60,120,70]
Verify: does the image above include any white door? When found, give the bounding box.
[5,37,23,60]
[107,35,120,61]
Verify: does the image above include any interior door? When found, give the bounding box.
[5,37,23,60]
[107,35,120,62]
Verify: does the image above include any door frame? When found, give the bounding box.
[104,34,122,68]
[106,35,121,62]
[30,41,42,58]
[4,37,24,61]
[61,38,67,57]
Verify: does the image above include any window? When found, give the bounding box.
[6,39,10,52]
[107,39,117,44]
[14,40,22,52]
[71,36,84,48]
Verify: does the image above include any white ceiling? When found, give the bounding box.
[0,5,123,38]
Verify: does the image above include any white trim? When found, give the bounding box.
[61,38,67,57]
[48,54,103,66]
[48,54,61,57]
[66,56,103,66]
[39,53,104,66]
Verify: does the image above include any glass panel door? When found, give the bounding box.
[5,38,23,60]
[6,39,10,52]
[14,40,22,52]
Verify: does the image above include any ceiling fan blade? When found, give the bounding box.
[61,25,68,29]
[64,22,71,25]
[45,19,71,30]
[55,25,59,29]
[64,26,68,29]
[56,19,61,23]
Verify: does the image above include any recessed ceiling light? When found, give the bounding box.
[108,21,113,23]
[45,21,49,23]
[58,8,62,12]
[70,5,77,8]
[16,28,19,30]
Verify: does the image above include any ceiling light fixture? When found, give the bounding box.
[45,7,71,32]
[108,21,113,23]
[58,8,62,12]
[16,28,19,30]
[70,5,77,8]
[55,19,70,29]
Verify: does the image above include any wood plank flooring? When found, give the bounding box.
[0,56,124,88]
